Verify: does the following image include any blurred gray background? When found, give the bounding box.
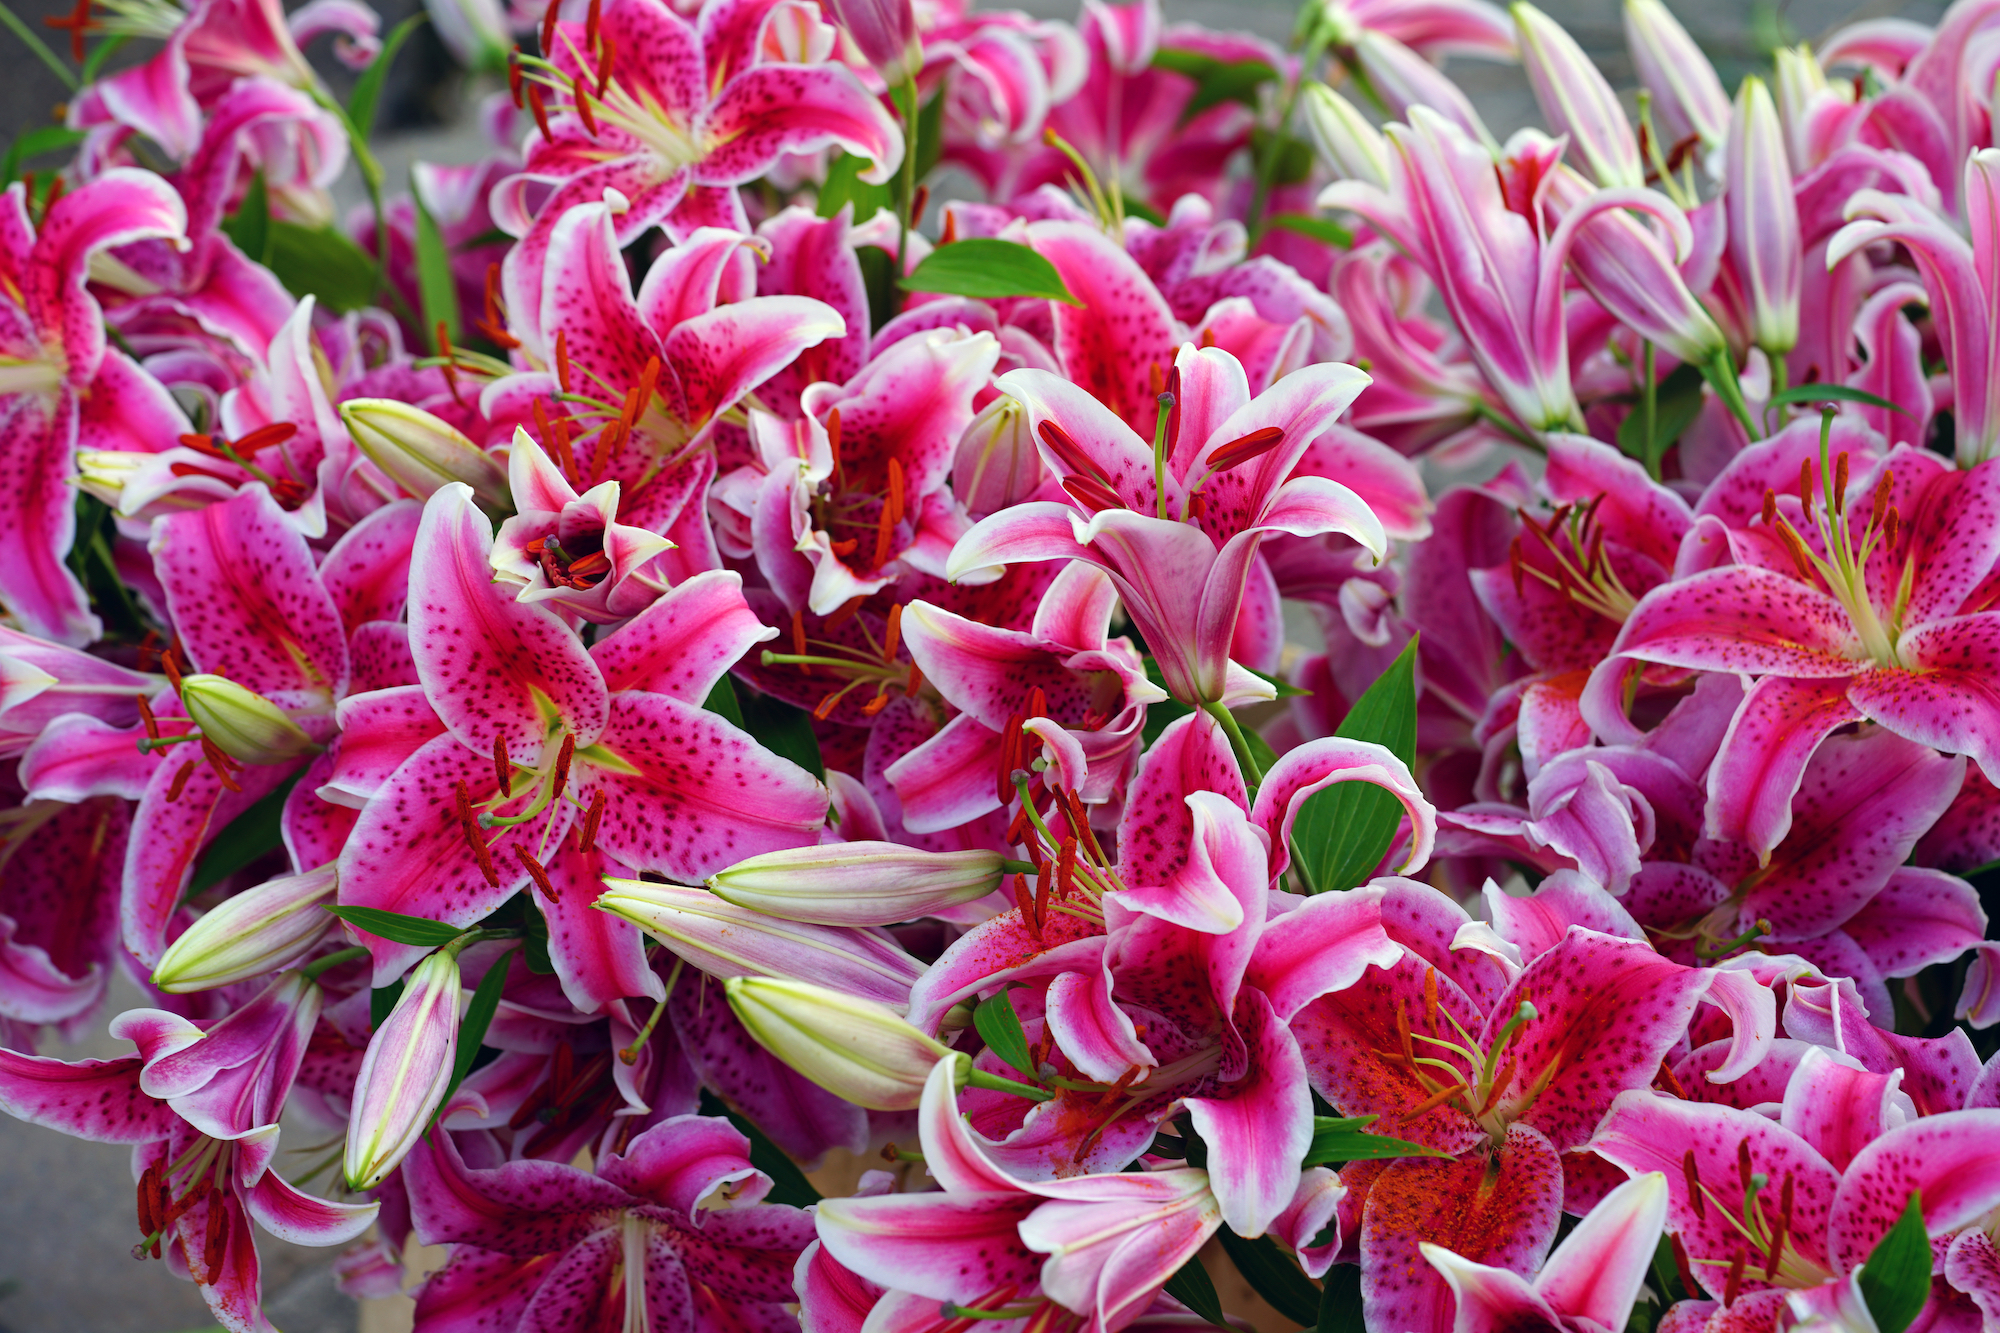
[0,0,1949,1326]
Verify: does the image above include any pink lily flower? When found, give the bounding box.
[1298,882,1774,1333]
[338,487,827,983]
[884,561,1163,833]
[1590,1090,2000,1323]
[495,0,902,318]
[402,1112,817,1331]
[0,794,128,1035]
[1420,1170,1669,1333]
[901,711,1430,1236]
[1829,150,2000,465]
[1593,440,2000,858]
[0,169,190,645]
[1321,109,1689,434]
[740,326,1000,616]
[0,973,378,1333]
[814,1056,1237,1333]
[947,344,1384,705]
[491,428,675,622]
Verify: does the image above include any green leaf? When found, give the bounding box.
[1270,213,1355,249]
[520,898,557,975]
[1250,127,1316,186]
[220,170,271,266]
[703,674,747,728]
[2,125,86,188]
[265,221,379,312]
[903,238,1080,305]
[412,175,463,350]
[326,905,466,948]
[1857,1190,1930,1333]
[1766,382,1913,416]
[817,150,894,222]
[370,981,404,1029]
[1302,1115,1451,1166]
[187,769,304,896]
[1617,360,1705,469]
[1217,1230,1320,1327]
[914,88,945,183]
[1317,1262,1363,1333]
[1163,1253,1229,1328]
[440,947,514,1114]
[1646,1233,1687,1310]
[737,686,825,781]
[347,13,426,140]
[1289,637,1419,893]
[1150,49,1279,121]
[700,1089,823,1207]
[972,989,1035,1078]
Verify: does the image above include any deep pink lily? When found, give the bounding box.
[947,344,1384,705]
[0,169,189,645]
[491,428,675,623]
[495,0,902,328]
[0,794,129,1035]
[403,1112,816,1331]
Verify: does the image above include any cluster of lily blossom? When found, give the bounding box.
[5,0,2000,1327]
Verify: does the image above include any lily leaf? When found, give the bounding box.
[1290,636,1419,893]
[903,238,1080,305]
[1857,1190,1930,1333]
[327,905,466,948]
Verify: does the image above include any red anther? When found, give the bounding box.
[1061,473,1125,514]
[553,418,578,485]
[905,662,923,697]
[173,433,215,458]
[1057,787,1106,864]
[826,406,844,482]
[1671,1236,1698,1299]
[1010,874,1041,941]
[436,323,466,406]
[583,0,600,47]
[572,76,599,136]
[1736,1138,1755,1196]
[1206,426,1285,473]
[1775,520,1818,584]
[911,183,929,225]
[165,760,198,803]
[45,0,92,61]
[199,737,243,792]
[527,82,554,142]
[135,693,161,743]
[515,845,559,902]
[455,781,502,887]
[1026,685,1048,719]
[996,711,1025,805]
[1422,966,1439,1032]
[882,603,903,662]
[1148,362,1164,398]
[1761,487,1779,527]
[162,642,185,692]
[553,329,573,394]
[509,53,525,107]
[828,538,858,557]
[552,733,575,803]
[578,787,606,854]
[1186,493,1205,520]
[1004,801,1033,849]
[135,1165,163,1238]
[1655,1058,1688,1100]
[1054,836,1077,897]
[1036,420,1109,483]
[1200,325,1216,349]
[1884,505,1900,551]
[825,595,865,631]
[1722,1247,1747,1307]
[1475,1061,1515,1115]
[1799,457,1816,522]
[1833,452,1849,514]
[632,356,660,422]
[202,1195,228,1277]
[493,734,512,796]
[1765,1174,1793,1278]
[870,500,896,570]
[860,690,890,716]
[539,0,558,53]
[232,422,299,454]
[811,687,847,721]
[1034,858,1052,925]
[595,33,615,95]
[507,1080,552,1129]
[886,455,906,528]
[1681,1149,1706,1219]
[1870,468,1895,524]
[940,209,957,245]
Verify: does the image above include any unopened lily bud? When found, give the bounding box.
[953,398,1045,514]
[1353,32,1495,152]
[705,843,1010,925]
[723,976,958,1111]
[345,947,461,1189]
[339,400,511,511]
[1514,2,1643,188]
[827,0,921,84]
[1623,0,1729,154]
[1302,83,1391,188]
[1725,76,1802,356]
[152,865,339,992]
[179,674,320,764]
[597,879,926,1009]
[1771,46,1833,173]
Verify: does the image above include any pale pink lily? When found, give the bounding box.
[496,0,902,324]
[1321,108,1691,434]
[1420,1171,1669,1333]
[1829,150,2000,465]
[337,490,826,984]
[0,973,377,1333]
[1723,76,1803,358]
[0,169,189,645]
[813,1056,1230,1333]
[1623,0,1731,159]
[901,711,1430,1236]
[1592,442,2000,857]
[947,344,1384,705]
[885,561,1163,833]
[403,1112,816,1332]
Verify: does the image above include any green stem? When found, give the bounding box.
[1640,340,1660,481]
[1200,700,1262,788]
[0,4,77,90]
[301,946,370,982]
[963,1065,1053,1102]
[891,74,920,319]
[1702,350,1761,441]
[1249,29,1330,242]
